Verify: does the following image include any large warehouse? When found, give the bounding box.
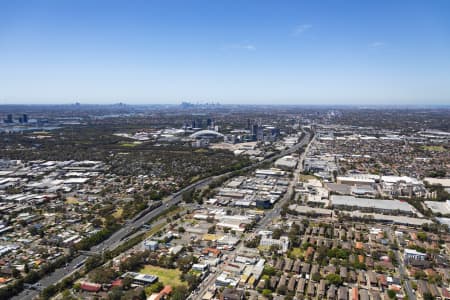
[330,195,416,215]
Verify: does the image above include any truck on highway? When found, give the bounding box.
[73,258,87,270]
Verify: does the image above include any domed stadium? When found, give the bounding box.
[189,130,224,139]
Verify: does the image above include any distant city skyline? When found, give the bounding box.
[1,0,450,105]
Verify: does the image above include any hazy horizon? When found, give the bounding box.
[1,101,450,109]
[1,0,450,106]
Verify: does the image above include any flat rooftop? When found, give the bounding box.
[425,201,450,215]
[330,195,415,213]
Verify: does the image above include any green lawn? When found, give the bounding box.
[113,208,123,219]
[299,174,318,182]
[422,145,446,152]
[139,265,186,288]
[65,196,79,204]
[290,247,304,258]
[120,142,139,147]
[119,141,142,148]
[189,175,200,183]
[144,222,166,238]
[258,245,270,251]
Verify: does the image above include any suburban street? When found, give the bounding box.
[387,228,416,300]
[395,251,416,300]
[195,132,313,300]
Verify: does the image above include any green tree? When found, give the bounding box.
[147,282,164,294]
[207,225,216,234]
[312,272,321,282]
[387,289,397,299]
[108,287,124,300]
[325,274,343,286]
[85,255,103,271]
[171,286,188,300]
[89,267,117,284]
[272,228,283,239]
[182,190,194,203]
[423,292,434,300]
[414,270,427,280]
[417,232,427,241]
[61,289,77,300]
[262,266,276,276]
[73,283,81,292]
[122,276,133,290]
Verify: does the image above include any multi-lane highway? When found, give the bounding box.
[13,131,311,300]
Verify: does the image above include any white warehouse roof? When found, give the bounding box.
[330,195,415,213]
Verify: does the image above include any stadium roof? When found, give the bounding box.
[190,130,224,138]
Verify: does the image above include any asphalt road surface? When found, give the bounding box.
[395,250,416,300]
[194,132,313,300]
[386,228,416,300]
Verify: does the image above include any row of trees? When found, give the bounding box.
[0,255,72,299]
[74,224,119,251]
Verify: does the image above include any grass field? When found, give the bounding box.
[144,222,166,238]
[65,197,79,204]
[422,145,446,152]
[189,175,200,183]
[258,245,270,251]
[299,174,318,182]
[290,247,304,258]
[119,141,142,147]
[113,208,123,219]
[139,265,186,288]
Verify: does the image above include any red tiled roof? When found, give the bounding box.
[81,282,101,293]
[160,285,172,295]
[202,247,221,256]
[111,279,123,287]
[154,285,173,300]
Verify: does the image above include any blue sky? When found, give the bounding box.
[0,0,449,105]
